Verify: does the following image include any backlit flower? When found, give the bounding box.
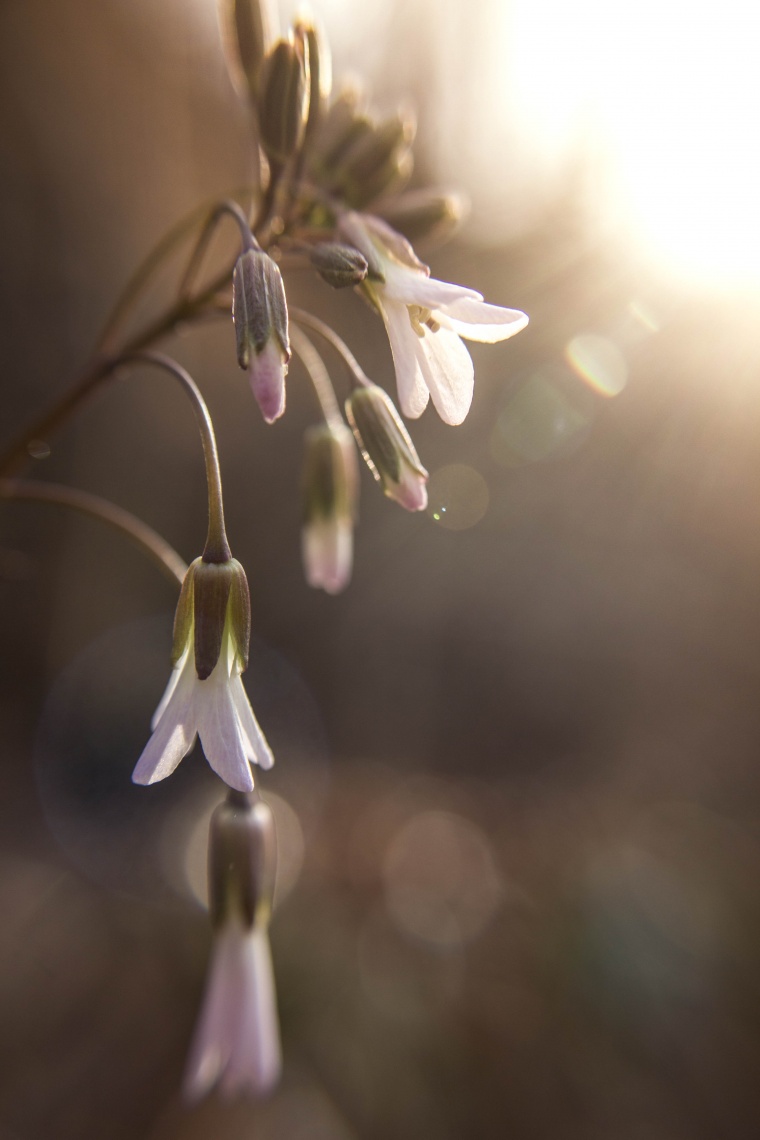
[132,558,273,793]
[339,211,529,425]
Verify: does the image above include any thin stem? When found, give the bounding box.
[289,326,342,426]
[0,479,187,586]
[290,306,372,388]
[178,199,257,302]
[120,352,231,564]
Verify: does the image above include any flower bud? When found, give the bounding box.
[293,14,331,146]
[173,556,251,681]
[309,242,368,288]
[334,111,416,207]
[375,189,467,247]
[218,0,278,102]
[208,793,276,931]
[258,32,310,170]
[346,385,428,511]
[302,422,358,594]
[233,247,291,422]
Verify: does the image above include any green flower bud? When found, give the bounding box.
[375,189,466,247]
[173,557,251,681]
[219,0,278,102]
[258,32,310,169]
[208,793,277,931]
[309,242,368,288]
[346,385,428,512]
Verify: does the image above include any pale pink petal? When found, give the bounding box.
[195,675,255,793]
[381,299,430,418]
[392,464,428,511]
[183,924,244,1101]
[249,339,286,424]
[183,924,281,1102]
[230,676,275,771]
[417,326,475,425]
[221,928,281,1096]
[436,296,530,343]
[302,518,353,595]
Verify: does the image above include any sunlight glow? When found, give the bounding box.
[512,0,760,286]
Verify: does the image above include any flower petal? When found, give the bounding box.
[195,674,255,792]
[436,296,529,343]
[417,326,475,425]
[231,676,275,771]
[132,692,197,785]
[302,518,353,595]
[381,299,430,419]
[221,927,281,1097]
[383,264,481,309]
[150,645,191,730]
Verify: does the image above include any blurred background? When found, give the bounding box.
[2,1,760,1137]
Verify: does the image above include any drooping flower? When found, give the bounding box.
[132,557,273,793]
[301,421,358,593]
[338,211,529,426]
[346,382,428,511]
[184,793,281,1101]
[233,246,291,423]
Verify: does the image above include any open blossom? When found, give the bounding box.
[184,793,281,1102]
[339,211,529,426]
[132,558,273,793]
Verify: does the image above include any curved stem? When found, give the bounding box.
[290,307,371,388]
[178,199,257,302]
[96,189,256,357]
[289,326,342,426]
[0,479,187,586]
[119,352,231,564]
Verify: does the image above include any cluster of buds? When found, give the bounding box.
[213,1,528,596]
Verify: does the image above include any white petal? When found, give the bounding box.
[382,299,430,419]
[133,656,198,784]
[417,327,475,425]
[195,673,254,792]
[436,297,529,343]
[231,676,275,770]
[383,264,480,309]
[150,645,191,730]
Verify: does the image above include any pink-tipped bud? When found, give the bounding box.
[301,422,358,594]
[233,248,291,424]
[346,384,428,511]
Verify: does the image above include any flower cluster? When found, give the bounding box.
[217,2,528,595]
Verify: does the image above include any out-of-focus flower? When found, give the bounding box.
[346,383,428,511]
[184,793,281,1101]
[301,421,358,594]
[233,247,291,423]
[132,558,273,793]
[339,211,529,425]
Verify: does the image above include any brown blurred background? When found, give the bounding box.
[3,1,760,1137]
